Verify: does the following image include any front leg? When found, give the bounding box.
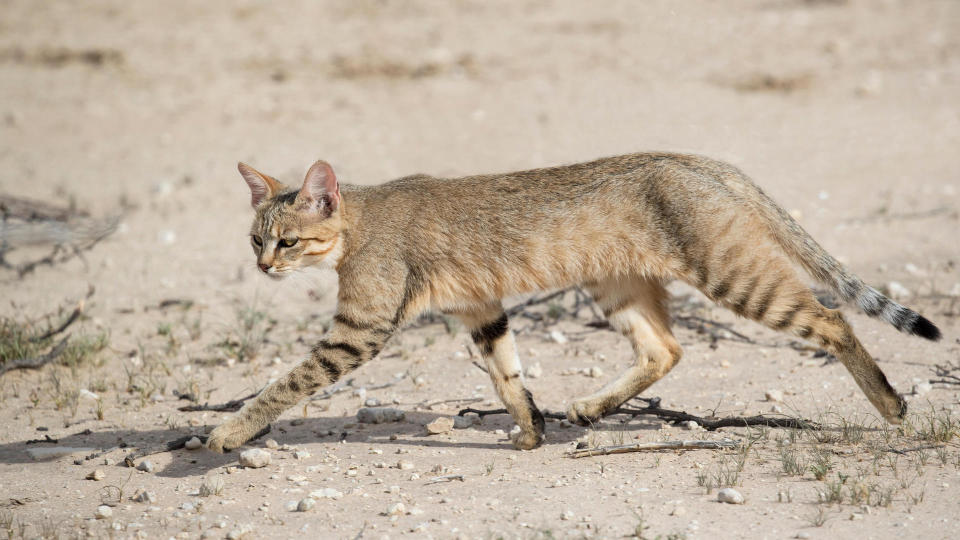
[460,305,545,450]
[207,313,393,452]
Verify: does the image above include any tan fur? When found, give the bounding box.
[207,153,938,452]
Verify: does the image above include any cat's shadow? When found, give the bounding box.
[0,410,662,479]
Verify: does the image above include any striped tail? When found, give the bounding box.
[740,182,942,341]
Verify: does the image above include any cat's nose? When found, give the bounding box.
[258,262,270,273]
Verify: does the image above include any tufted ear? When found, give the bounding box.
[298,160,340,214]
[238,162,282,208]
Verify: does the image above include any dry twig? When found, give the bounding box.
[568,439,738,458]
[0,336,70,376]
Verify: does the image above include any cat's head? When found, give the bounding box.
[238,160,344,279]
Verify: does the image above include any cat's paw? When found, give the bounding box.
[509,427,545,450]
[206,416,262,453]
[566,400,602,427]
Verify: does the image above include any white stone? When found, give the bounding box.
[184,437,203,450]
[560,510,574,520]
[136,460,155,473]
[364,398,381,407]
[387,502,406,516]
[95,505,113,519]
[264,439,279,449]
[86,469,105,481]
[887,281,911,301]
[284,501,298,512]
[549,330,568,344]
[764,390,784,403]
[586,366,603,378]
[681,421,699,431]
[397,461,414,470]
[293,450,311,460]
[914,382,933,396]
[525,363,543,379]
[309,488,343,500]
[297,498,315,512]
[79,389,100,401]
[717,488,744,504]
[425,417,454,435]
[239,449,271,468]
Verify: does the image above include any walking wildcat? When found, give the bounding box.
[207,153,941,452]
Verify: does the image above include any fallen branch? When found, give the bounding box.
[425,474,465,484]
[178,392,257,412]
[457,398,820,431]
[123,425,272,466]
[0,336,70,376]
[613,404,820,430]
[568,439,738,458]
[930,360,960,387]
[30,303,83,343]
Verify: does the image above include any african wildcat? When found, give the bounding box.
[207,153,941,452]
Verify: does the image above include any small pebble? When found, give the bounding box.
[397,461,414,470]
[239,449,271,468]
[95,505,113,519]
[297,498,316,512]
[425,417,454,435]
[586,366,603,378]
[550,330,568,344]
[682,421,699,431]
[357,407,406,424]
[136,460,155,473]
[525,363,543,379]
[132,490,157,504]
[86,469,105,481]
[284,501,298,512]
[184,437,203,450]
[387,502,406,516]
[717,488,744,504]
[364,397,381,407]
[560,510,574,520]
[265,439,279,449]
[310,488,343,500]
[453,415,477,429]
[764,390,784,403]
[293,450,311,460]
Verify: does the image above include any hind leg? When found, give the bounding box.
[784,302,905,423]
[722,270,906,424]
[568,277,682,425]
[457,303,545,450]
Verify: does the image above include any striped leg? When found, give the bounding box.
[460,305,545,450]
[207,313,392,452]
[568,277,682,425]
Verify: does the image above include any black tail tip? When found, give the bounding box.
[911,315,942,341]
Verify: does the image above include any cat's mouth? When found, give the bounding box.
[265,267,291,280]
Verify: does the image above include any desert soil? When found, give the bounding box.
[1,1,959,539]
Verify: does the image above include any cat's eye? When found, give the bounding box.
[279,238,299,248]
[251,235,262,247]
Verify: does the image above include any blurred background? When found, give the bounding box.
[0,0,957,337]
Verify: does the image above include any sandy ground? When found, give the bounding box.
[1,0,959,538]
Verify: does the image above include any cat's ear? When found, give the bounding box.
[238,162,282,208]
[298,160,340,214]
